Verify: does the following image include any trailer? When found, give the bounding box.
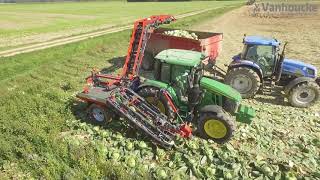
[142,28,223,70]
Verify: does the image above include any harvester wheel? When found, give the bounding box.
[225,67,261,98]
[87,104,112,125]
[288,81,320,108]
[198,109,235,144]
[141,53,155,71]
[138,86,176,121]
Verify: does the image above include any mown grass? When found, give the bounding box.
[0,6,242,179]
[0,1,244,49]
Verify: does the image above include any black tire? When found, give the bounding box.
[198,109,235,144]
[141,53,155,71]
[288,81,320,108]
[137,86,176,121]
[87,104,112,125]
[225,67,261,98]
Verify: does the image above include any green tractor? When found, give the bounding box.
[137,49,255,143]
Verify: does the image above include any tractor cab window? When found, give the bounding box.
[245,45,275,76]
[159,63,190,86]
[158,62,191,104]
[171,65,190,103]
[160,63,171,83]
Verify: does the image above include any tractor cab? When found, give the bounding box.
[153,49,205,105]
[238,36,280,78]
[234,35,318,80]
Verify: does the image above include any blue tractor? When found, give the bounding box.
[224,35,320,108]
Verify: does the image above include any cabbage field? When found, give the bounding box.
[1,4,319,179]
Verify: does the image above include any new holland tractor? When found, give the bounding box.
[137,49,255,143]
[225,35,320,108]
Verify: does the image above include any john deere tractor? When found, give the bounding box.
[225,35,320,108]
[137,49,255,143]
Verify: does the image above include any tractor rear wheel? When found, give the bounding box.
[87,104,112,125]
[198,108,235,144]
[138,86,176,121]
[288,81,320,108]
[225,67,261,98]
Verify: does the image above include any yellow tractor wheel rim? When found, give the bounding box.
[146,97,166,113]
[204,119,227,139]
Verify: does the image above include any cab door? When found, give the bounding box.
[245,45,276,77]
[170,65,190,104]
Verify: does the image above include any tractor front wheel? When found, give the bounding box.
[87,104,112,125]
[138,86,176,121]
[198,109,235,144]
[288,81,320,108]
[225,67,261,98]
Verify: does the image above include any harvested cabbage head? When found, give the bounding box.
[164,30,198,40]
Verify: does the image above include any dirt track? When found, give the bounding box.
[193,6,320,70]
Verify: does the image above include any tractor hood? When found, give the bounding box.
[282,59,317,78]
[155,49,203,67]
[200,77,242,102]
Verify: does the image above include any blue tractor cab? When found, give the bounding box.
[225,35,320,108]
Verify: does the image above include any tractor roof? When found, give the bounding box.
[155,49,204,67]
[244,36,280,46]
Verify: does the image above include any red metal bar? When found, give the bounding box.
[162,90,178,113]
[121,15,175,78]
[85,15,175,88]
[95,74,122,80]
[131,20,146,77]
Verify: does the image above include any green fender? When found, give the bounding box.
[138,79,180,105]
[200,77,255,124]
[200,77,242,102]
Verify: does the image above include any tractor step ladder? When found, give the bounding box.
[262,79,275,94]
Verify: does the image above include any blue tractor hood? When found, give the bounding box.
[282,58,317,78]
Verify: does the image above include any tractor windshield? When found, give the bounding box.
[244,45,275,76]
[245,45,273,61]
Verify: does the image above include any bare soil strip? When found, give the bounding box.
[0,8,216,58]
